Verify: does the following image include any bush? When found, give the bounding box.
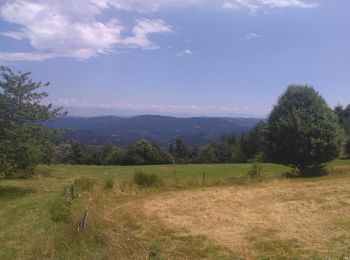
[148,242,166,260]
[74,176,95,191]
[134,170,161,188]
[247,160,262,179]
[49,196,71,222]
[104,175,115,190]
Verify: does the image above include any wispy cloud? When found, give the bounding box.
[53,97,251,116]
[0,1,172,61]
[0,0,319,61]
[245,32,262,40]
[223,0,318,13]
[222,1,239,10]
[0,52,57,61]
[123,19,173,49]
[177,49,193,56]
[108,0,318,13]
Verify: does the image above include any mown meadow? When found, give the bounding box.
[1,161,350,259]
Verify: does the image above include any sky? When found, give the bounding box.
[0,0,349,118]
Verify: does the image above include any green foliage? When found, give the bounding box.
[334,104,350,156]
[103,146,124,165]
[197,133,246,163]
[247,160,262,179]
[74,176,95,191]
[124,140,174,165]
[104,175,115,190]
[134,170,161,188]
[49,195,71,222]
[171,139,189,163]
[240,121,267,160]
[197,144,219,163]
[0,66,65,178]
[148,242,166,260]
[265,85,345,173]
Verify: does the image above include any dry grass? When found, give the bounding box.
[2,162,350,259]
[144,178,350,258]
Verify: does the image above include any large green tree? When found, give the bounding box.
[123,139,174,165]
[0,66,65,178]
[240,121,267,160]
[334,104,350,156]
[197,133,246,163]
[265,85,345,174]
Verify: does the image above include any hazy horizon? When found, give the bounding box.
[61,106,267,118]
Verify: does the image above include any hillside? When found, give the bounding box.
[47,115,262,147]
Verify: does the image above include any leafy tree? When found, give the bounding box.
[265,85,345,174]
[240,121,267,160]
[169,139,193,163]
[215,142,234,162]
[197,133,246,163]
[334,105,350,156]
[70,143,90,164]
[0,66,65,177]
[103,146,124,165]
[231,146,247,163]
[123,139,173,165]
[197,144,219,163]
[173,139,188,162]
[220,133,237,146]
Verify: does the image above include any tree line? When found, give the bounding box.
[1,66,349,178]
[56,133,248,166]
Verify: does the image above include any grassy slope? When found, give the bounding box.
[1,161,350,259]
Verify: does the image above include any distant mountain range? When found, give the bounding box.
[47,115,263,147]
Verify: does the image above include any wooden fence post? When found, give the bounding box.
[174,170,178,185]
[78,209,89,233]
[66,185,75,202]
[66,187,70,202]
[71,185,74,200]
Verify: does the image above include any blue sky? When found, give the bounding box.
[0,0,349,117]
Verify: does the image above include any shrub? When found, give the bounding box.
[49,196,71,222]
[104,175,115,190]
[134,170,161,188]
[247,160,262,179]
[120,179,129,192]
[148,242,166,260]
[74,176,95,191]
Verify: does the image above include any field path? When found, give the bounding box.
[144,178,350,258]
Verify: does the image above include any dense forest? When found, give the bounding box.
[56,133,250,166]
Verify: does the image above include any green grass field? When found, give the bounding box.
[1,161,350,259]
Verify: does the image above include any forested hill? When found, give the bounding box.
[47,115,262,147]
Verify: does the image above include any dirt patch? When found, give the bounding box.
[144,178,350,258]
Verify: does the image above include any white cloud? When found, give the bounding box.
[259,0,318,8]
[0,0,318,61]
[177,49,193,56]
[108,0,318,13]
[0,0,172,61]
[222,2,239,10]
[106,0,204,13]
[246,32,262,40]
[0,52,57,61]
[123,19,173,49]
[53,97,250,116]
[222,0,318,13]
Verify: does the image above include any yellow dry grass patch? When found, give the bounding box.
[144,178,350,258]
